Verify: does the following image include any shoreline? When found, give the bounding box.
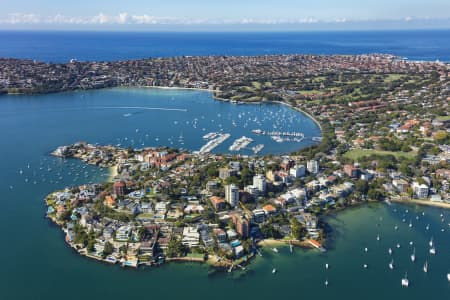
[390,197,450,209]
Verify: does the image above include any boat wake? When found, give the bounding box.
[94,106,188,112]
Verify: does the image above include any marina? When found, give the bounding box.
[199,133,231,154]
[229,136,254,151]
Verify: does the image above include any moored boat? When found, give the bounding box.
[401,272,409,287]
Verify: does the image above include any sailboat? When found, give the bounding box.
[401,272,409,287]
[409,220,413,228]
[423,260,428,273]
[410,248,416,262]
[272,268,277,274]
[325,279,329,286]
[325,263,329,269]
[447,273,450,282]
[389,259,394,270]
[388,248,393,255]
[429,237,433,247]
[376,234,380,241]
[429,247,436,255]
[272,248,278,253]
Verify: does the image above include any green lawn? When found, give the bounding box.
[298,90,323,95]
[436,115,450,122]
[384,74,406,83]
[343,149,417,161]
[252,81,262,89]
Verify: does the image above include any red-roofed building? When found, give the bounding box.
[210,196,226,211]
[113,181,126,196]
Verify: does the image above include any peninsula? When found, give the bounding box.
[2,54,449,269]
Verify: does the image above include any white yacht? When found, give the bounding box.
[423,260,428,273]
[447,273,450,282]
[388,248,393,255]
[430,247,436,255]
[429,237,433,247]
[389,259,394,270]
[272,268,277,274]
[272,248,278,253]
[325,263,329,269]
[401,272,409,287]
[410,248,416,262]
[325,279,329,286]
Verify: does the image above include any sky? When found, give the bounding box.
[1,0,450,31]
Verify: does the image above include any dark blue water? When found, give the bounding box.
[1,30,450,62]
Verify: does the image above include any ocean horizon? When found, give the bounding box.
[1,29,450,62]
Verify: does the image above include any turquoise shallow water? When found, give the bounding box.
[0,88,448,300]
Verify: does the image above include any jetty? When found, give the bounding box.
[307,239,326,252]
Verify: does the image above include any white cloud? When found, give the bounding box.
[2,13,41,24]
[0,12,448,26]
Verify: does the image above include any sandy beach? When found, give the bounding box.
[390,197,450,209]
[108,165,118,182]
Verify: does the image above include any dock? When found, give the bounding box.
[307,239,326,252]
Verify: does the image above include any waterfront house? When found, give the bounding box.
[182,227,200,248]
[393,179,409,193]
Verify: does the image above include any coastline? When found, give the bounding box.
[390,197,450,209]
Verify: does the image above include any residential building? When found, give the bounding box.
[393,179,409,193]
[219,168,235,180]
[113,181,126,196]
[253,174,267,194]
[182,227,200,247]
[289,165,306,178]
[210,196,227,211]
[344,164,359,178]
[230,214,250,238]
[307,160,319,174]
[412,182,429,199]
[225,184,239,208]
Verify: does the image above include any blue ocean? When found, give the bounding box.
[1,30,450,62]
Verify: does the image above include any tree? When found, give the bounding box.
[355,180,369,195]
[102,242,114,258]
[87,240,95,253]
[367,189,383,201]
[260,223,282,239]
[290,218,306,240]
[434,131,448,142]
[166,237,186,258]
